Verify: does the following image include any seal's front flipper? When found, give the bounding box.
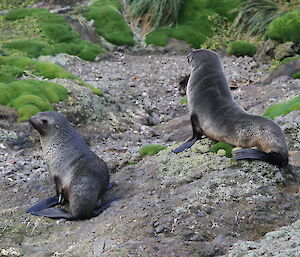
[93,197,118,216]
[232,149,287,167]
[26,195,60,213]
[30,208,73,219]
[172,136,198,153]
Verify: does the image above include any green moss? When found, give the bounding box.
[84,0,135,46]
[0,0,38,10]
[180,97,188,105]
[4,8,46,20]
[263,95,300,120]
[0,56,76,81]
[293,72,300,79]
[140,144,167,156]
[4,39,55,58]
[280,55,300,65]
[0,55,102,95]
[267,9,300,43]
[3,8,103,60]
[9,94,52,112]
[211,142,233,158]
[228,41,257,57]
[0,79,68,121]
[18,104,42,121]
[145,29,170,46]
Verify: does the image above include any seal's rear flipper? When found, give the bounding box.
[93,197,118,216]
[26,195,60,213]
[232,149,287,167]
[172,136,198,153]
[30,208,73,219]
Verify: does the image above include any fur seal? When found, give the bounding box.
[27,111,110,220]
[173,49,289,168]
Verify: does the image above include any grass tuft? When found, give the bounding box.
[228,41,257,57]
[293,72,300,79]
[232,0,300,37]
[129,0,184,33]
[267,9,300,43]
[145,0,243,47]
[84,0,134,46]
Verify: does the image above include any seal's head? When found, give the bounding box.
[187,49,221,70]
[30,111,68,137]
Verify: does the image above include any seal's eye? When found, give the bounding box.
[42,119,48,125]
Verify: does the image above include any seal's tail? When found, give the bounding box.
[232,148,288,167]
[172,136,198,153]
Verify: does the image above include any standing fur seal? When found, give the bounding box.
[27,111,110,220]
[173,49,289,167]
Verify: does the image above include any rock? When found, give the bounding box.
[217,149,226,156]
[64,15,100,44]
[226,220,300,257]
[260,58,300,85]
[254,39,277,63]
[178,74,189,96]
[274,42,300,61]
[0,105,18,123]
[276,110,300,150]
[1,53,300,257]
[159,38,192,55]
[37,53,77,66]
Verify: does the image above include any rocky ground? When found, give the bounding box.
[0,52,300,257]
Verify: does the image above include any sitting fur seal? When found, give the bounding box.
[27,111,110,220]
[173,49,289,167]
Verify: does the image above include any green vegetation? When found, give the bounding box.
[4,39,55,58]
[280,55,300,65]
[145,0,243,47]
[84,0,134,46]
[233,0,289,36]
[180,97,188,105]
[0,79,68,121]
[267,9,300,43]
[2,8,102,61]
[130,0,184,33]
[140,144,167,156]
[0,55,103,120]
[0,55,103,95]
[0,0,38,10]
[263,95,300,120]
[228,41,257,57]
[0,56,76,80]
[211,142,234,158]
[293,72,300,79]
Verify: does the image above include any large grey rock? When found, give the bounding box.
[225,220,300,257]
